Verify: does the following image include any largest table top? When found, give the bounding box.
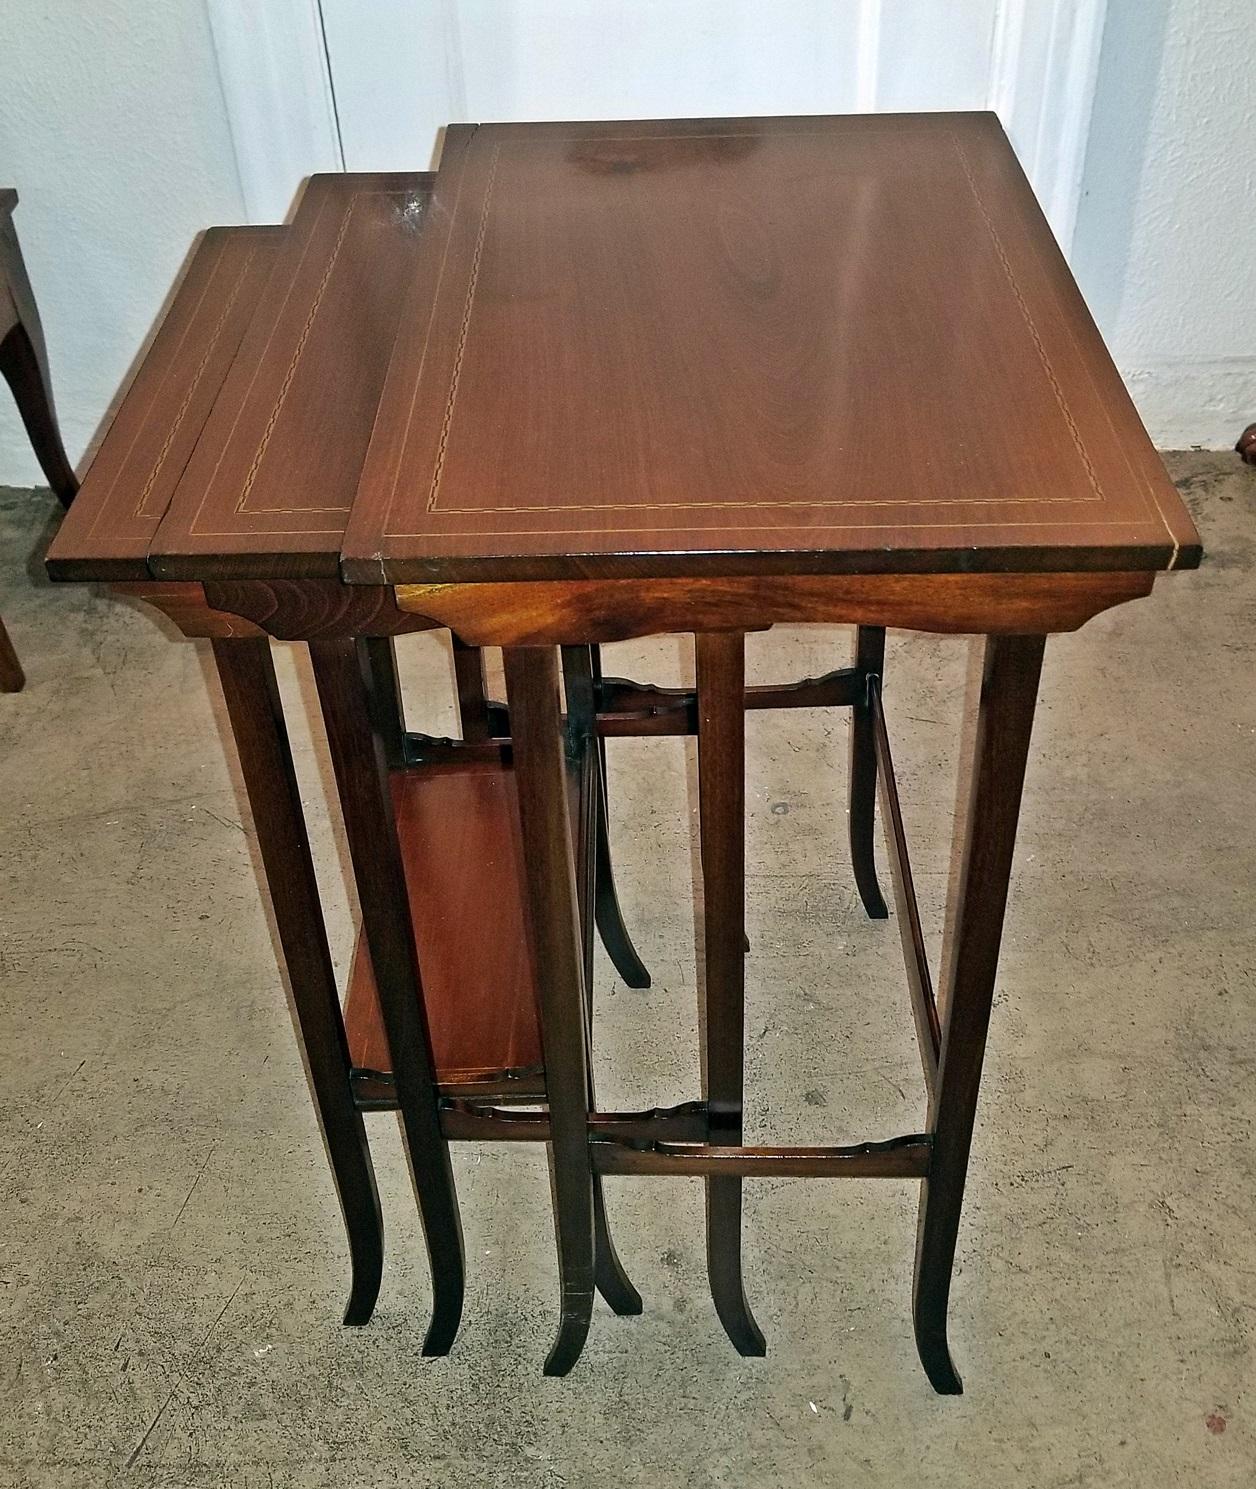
[49,113,1200,586]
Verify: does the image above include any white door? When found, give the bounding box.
[211,0,1105,253]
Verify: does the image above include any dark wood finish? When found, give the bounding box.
[436,1099,710,1145]
[848,626,888,919]
[592,1136,932,1179]
[347,115,1198,584]
[596,666,862,737]
[203,578,437,638]
[310,637,464,1356]
[393,570,1156,646]
[0,613,24,692]
[560,648,645,1315]
[111,581,266,639]
[341,761,543,1087]
[46,227,284,581]
[1237,424,1256,465]
[1,191,78,505]
[148,174,436,579]
[504,645,597,1375]
[41,126,1202,1385]
[695,630,766,1357]
[210,637,382,1325]
[362,636,406,767]
[563,645,651,989]
[870,677,941,1096]
[913,633,1045,1394]
[451,636,492,742]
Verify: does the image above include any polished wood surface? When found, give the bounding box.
[695,630,766,1356]
[150,173,435,579]
[913,633,1045,1394]
[394,570,1155,645]
[37,122,1202,1384]
[47,227,283,581]
[311,636,465,1355]
[346,114,1199,583]
[46,175,435,583]
[504,645,598,1375]
[212,637,383,1324]
[342,761,543,1087]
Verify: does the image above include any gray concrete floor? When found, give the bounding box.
[0,451,1252,1487]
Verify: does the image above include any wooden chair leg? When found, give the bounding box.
[560,644,644,1318]
[913,633,1045,1393]
[592,742,651,987]
[695,630,766,1357]
[362,635,407,766]
[0,611,25,692]
[310,637,465,1356]
[211,638,383,1324]
[587,645,650,987]
[849,625,888,919]
[506,645,597,1375]
[452,636,492,742]
[0,323,78,506]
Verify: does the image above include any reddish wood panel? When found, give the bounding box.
[342,761,543,1086]
[46,227,284,580]
[393,569,1155,645]
[149,173,437,580]
[345,114,1198,582]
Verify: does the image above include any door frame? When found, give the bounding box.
[207,0,1106,252]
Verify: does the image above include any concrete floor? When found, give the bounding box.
[0,451,1253,1487]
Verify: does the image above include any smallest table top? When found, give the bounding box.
[48,114,1200,589]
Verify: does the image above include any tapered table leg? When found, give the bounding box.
[588,646,651,988]
[695,630,766,1356]
[211,638,383,1324]
[849,625,888,919]
[310,638,465,1356]
[913,633,1046,1393]
[505,645,597,1375]
[452,636,492,742]
[362,636,406,765]
[560,646,644,1318]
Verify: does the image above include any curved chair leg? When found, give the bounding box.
[0,323,78,507]
[561,644,645,1318]
[913,634,1044,1394]
[212,638,384,1326]
[0,612,25,692]
[593,739,651,987]
[696,632,766,1356]
[593,1180,642,1315]
[587,646,651,986]
[312,638,465,1356]
[507,646,597,1376]
[849,626,889,919]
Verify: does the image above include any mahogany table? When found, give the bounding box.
[49,113,1201,1388]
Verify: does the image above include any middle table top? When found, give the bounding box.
[50,113,1200,588]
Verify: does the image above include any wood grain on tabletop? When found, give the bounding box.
[45,227,284,580]
[343,114,1199,583]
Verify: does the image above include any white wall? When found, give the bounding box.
[1073,0,1256,449]
[0,0,245,486]
[0,0,1251,487]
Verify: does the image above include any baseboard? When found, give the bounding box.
[1123,358,1256,451]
